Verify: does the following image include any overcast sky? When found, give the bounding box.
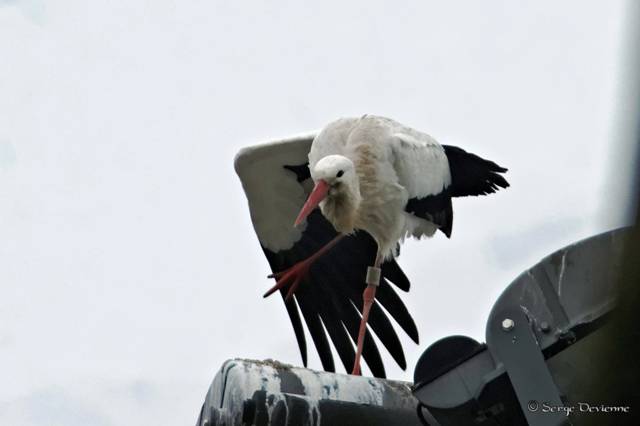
[0,1,635,425]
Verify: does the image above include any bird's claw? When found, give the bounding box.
[266,263,300,280]
[263,262,311,300]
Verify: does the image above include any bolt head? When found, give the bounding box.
[501,318,515,331]
[540,321,550,332]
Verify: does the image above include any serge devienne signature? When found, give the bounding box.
[529,401,631,416]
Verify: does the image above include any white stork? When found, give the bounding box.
[235,115,509,377]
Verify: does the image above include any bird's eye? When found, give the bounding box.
[336,170,344,178]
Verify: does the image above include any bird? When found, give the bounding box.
[234,114,509,377]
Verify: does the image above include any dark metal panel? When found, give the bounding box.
[487,307,566,426]
[412,228,628,425]
[487,228,627,354]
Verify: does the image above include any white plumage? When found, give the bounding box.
[235,133,315,252]
[235,114,509,377]
[307,115,451,259]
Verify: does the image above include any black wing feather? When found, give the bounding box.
[331,289,387,377]
[375,280,420,344]
[404,145,509,238]
[443,145,509,197]
[294,290,335,372]
[281,293,307,367]
[380,258,411,292]
[263,207,418,377]
[316,299,357,374]
[405,190,453,238]
[326,232,407,370]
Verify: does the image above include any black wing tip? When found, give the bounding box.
[381,260,411,292]
[394,345,408,371]
[407,326,420,345]
[403,310,420,344]
[412,333,420,345]
[476,161,510,192]
[443,144,510,197]
[457,170,510,197]
[441,212,453,238]
[483,172,510,194]
[484,159,508,174]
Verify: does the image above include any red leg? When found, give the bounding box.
[352,253,382,376]
[351,284,377,376]
[263,234,345,300]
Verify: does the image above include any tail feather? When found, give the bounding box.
[442,145,509,197]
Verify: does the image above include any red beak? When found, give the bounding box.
[294,180,329,226]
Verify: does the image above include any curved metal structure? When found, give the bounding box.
[413,228,628,426]
[196,228,628,426]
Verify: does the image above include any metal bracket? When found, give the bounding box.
[487,307,569,426]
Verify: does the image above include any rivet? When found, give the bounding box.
[501,318,515,331]
[540,321,550,333]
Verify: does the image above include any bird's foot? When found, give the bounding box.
[263,259,313,301]
[263,235,346,301]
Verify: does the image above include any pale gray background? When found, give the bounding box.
[0,1,635,425]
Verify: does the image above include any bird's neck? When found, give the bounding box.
[321,189,361,234]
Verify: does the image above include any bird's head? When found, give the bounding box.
[294,155,361,227]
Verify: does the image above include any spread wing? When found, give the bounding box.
[391,133,510,239]
[235,134,419,377]
[392,132,454,238]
